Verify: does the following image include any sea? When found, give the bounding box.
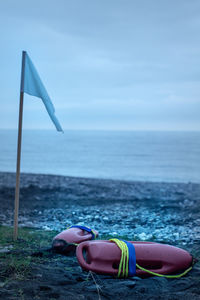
[0,129,200,183]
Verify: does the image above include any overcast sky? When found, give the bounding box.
[0,0,200,131]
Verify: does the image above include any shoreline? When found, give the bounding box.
[0,171,200,246]
[1,171,200,187]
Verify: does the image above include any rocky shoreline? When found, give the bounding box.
[1,172,200,245]
[0,172,200,299]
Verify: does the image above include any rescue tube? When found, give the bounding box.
[52,225,98,255]
[76,240,193,277]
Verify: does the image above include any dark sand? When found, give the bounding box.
[0,172,200,299]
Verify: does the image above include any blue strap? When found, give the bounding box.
[123,241,136,276]
[69,225,96,240]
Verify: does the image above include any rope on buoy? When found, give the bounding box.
[110,238,193,279]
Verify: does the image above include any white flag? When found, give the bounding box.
[21,52,63,132]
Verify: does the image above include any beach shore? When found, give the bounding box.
[0,172,200,299]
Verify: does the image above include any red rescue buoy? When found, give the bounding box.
[52,226,98,255]
[76,240,193,277]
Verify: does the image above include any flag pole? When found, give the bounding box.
[13,51,26,241]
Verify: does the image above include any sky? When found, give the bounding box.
[0,0,200,131]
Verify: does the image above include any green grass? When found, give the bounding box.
[0,226,59,281]
[0,225,58,249]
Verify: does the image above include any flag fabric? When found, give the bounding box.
[21,52,63,132]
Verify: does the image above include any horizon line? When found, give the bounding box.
[0,128,200,133]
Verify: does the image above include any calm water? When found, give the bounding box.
[0,130,200,183]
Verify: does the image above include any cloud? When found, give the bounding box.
[0,0,200,130]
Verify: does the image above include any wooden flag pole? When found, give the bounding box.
[13,51,26,240]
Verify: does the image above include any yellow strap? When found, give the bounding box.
[136,263,193,278]
[91,230,97,239]
[110,238,129,278]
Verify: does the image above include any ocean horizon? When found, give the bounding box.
[0,129,200,183]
